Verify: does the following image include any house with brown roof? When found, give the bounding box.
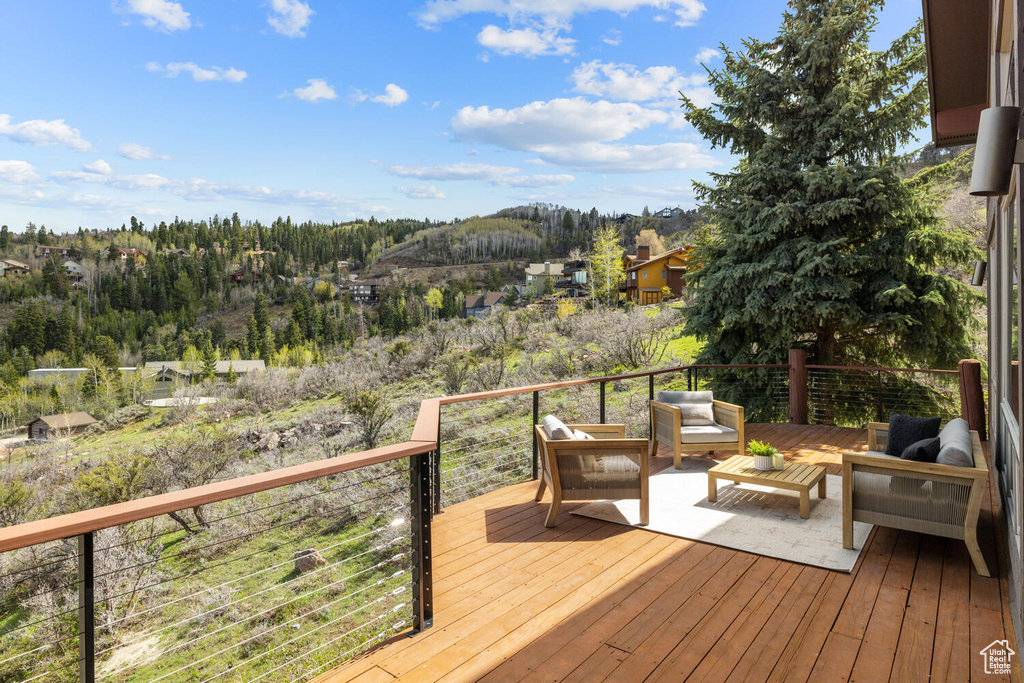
[620,246,694,305]
[27,412,99,439]
[1,259,30,276]
[463,291,506,318]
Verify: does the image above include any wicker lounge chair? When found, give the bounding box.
[534,423,649,528]
[842,419,989,576]
[649,390,745,469]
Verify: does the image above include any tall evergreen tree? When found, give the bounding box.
[681,0,978,369]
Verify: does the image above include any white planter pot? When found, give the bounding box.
[752,454,773,471]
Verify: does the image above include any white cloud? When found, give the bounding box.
[530,141,715,172]
[396,184,446,199]
[146,61,247,83]
[84,159,113,174]
[570,60,712,106]
[694,46,720,64]
[451,97,668,149]
[495,173,574,188]
[477,25,575,57]
[268,0,314,37]
[0,114,92,151]
[371,84,409,107]
[389,162,519,181]
[118,0,191,32]
[389,162,574,187]
[601,29,621,46]
[417,0,706,29]
[0,160,38,184]
[117,142,169,160]
[290,79,337,103]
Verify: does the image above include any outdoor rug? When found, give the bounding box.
[571,457,872,572]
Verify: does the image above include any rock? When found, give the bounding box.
[293,549,326,574]
[256,431,280,451]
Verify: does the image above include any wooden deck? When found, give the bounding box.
[318,424,1022,682]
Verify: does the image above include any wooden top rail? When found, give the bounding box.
[805,364,959,375]
[436,363,791,406]
[0,439,435,553]
[0,357,962,554]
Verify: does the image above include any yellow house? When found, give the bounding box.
[621,246,693,305]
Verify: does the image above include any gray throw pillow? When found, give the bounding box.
[936,417,974,467]
[674,402,716,426]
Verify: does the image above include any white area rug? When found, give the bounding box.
[571,457,872,572]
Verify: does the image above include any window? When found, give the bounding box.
[642,269,647,279]
[662,269,667,280]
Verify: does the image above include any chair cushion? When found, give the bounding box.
[542,415,574,440]
[657,390,713,404]
[675,402,716,426]
[900,437,941,462]
[573,429,595,440]
[679,424,739,444]
[936,418,974,467]
[885,413,940,456]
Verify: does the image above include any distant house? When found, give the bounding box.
[653,207,685,219]
[502,283,528,299]
[525,262,564,294]
[348,280,382,305]
[36,245,74,258]
[115,247,148,266]
[1,258,30,276]
[621,246,694,305]
[615,213,638,224]
[63,260,87,287]
[463,291,506,318]
[27,412,98,440]
[557,259,588,297]
[144,360,266,382]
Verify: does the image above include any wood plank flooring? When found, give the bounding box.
[317,424,1022,683]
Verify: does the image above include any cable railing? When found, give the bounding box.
[0,354,981,682]
[806,365,962,427]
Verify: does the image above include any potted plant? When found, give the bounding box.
[748,439,779,471]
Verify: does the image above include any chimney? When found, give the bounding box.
[544,261,551,275]
[637,245,650,261]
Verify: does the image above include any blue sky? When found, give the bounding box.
[0,0,923,232]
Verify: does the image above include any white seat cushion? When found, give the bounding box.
[679,424,738,444]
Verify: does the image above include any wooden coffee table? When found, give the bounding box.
[707,454,827,519]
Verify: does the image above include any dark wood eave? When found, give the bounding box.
[921,0,990,147]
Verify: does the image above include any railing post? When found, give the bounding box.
[411,452,433,632]
[648,374,655,440]
[532,391,539,481]
[688,368,693,392]
[600,381,606,423]
[433,414,442,514]
[959,359,987,440]
[875,371,885,423]
[78,532,95,683]
[788,349,808,424]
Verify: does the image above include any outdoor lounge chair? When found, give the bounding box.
[649,390,745,469]
[841,419,990,576]
[534,420,649,528]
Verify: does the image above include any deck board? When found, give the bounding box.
[315,424,1021,683]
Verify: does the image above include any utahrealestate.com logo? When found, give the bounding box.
[980,639,1015,675]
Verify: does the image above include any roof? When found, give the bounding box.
[624,247,691,272]
[466,292,505,308]
[525,263,564,276]
[2,259,29,269]
[30,412,98,429]
[144,360,266,375]
[921,0,989,147]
